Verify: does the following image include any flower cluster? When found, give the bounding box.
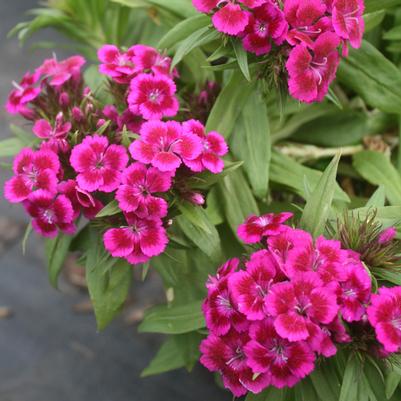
[4,46,228,266]
[192,0,365,103]
[200,212,401,397]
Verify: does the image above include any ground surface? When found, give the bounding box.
[0,2,230,400]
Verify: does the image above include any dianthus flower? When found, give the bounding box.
[24,189,75,238]
[237,212,293,244]
[6,71,41,116]
[378,227,397,245]
[242,1,288,56]
[181,120,228,174]
[368,287,401,353]
[286,31,340,103]
[128,73,179,120]
[116,162,172,218]
[98,44,137,84]
[4,148,60,203]
[70,135,128,193]
[103,213,168,264]
[132,45,176,78]
[200,329,270,397]
[33,112,71,153]
[129,121,203,172]
[37,55,85,87]
[245,318,315,388]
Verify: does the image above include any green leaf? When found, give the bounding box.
[353,151,401,205]
[232,38,251,81]
[366,186,386,208]
[176,204,221,262]
[158,14,210,49]
[96,200,121,218]
[85,227,132,330]
[0,138,28,158]
[141,337,185,377]
[337,41,401,114]
[174,332,203,371]
[270,151,349,203]
[350,206,401,229]
[310,364,340,401]
[385,371,401,399]
[22,222,32,255]
[364,10,386,32]
[365,0,401,12]
[171,26,219,69]
[206,71,255,138]
[44,233,74,288]
[339,354,360,401]
[84,64,113,104]
[300,154,341,237]
[138,300,205,334]
[246,387,287,401]
[231,90,271,199]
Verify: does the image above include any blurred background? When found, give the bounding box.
[0,2,229,400]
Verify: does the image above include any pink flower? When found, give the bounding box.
[229,250,278,320]
[24,190,75,238]
[244,319,315,388]
[378,227,397,245]
[332,0,364,49]
[284,0,330,47]
[6,71,41,115]
[337,262,371,322]
[37,55,85,87]
[286,31,340,103]
[212,3,249,35]
[206,258,240,291]
[237,212,293,244]
[132,45,176,78]
[128,73,179,120]
[200,330,270,397]
[116,163,172,218]
[285,235,347,284]
[182,120,228,173]
[192,0,218,13]
[70,135,128,193]
[103,213,168,264]
[266,273,339,342]
[242,2,288,56]
[129,121,203,172]
[98,45,136,84]
[367,287,401,353]
[4,148,60,204]
[33,113,72,153]
[58,180,103,220]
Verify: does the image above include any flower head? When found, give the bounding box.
[103,213,168,264]
[128,73,179,120]
[24,190,75,238]
[70,135,128,193]
[129,120,203,172]
[116,162,172,218]
[132,45,176,78]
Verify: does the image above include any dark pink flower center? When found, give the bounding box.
[217,294,232,309]
[270,342,289,363]
[310,57,328,85]
[22,166,39,186]
[391,316,401,330]
[226,346,245,369]
[148,89,162,103]
[295,296,312,315]
[41,208,55,224]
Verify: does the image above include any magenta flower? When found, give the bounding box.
[229,250,278,320]
[212,3,249,36]
[98,44,136,84]
[128,73,179,120]
[266,273,339,342]
[367,287,401,353]
[129,121,203,172]
[332,0,364,49]
[4,148,60,204]
[237,212,293,244]
[58,180,103,220]
[33,113,72,153]
[242,2,288,56]
[337,262,371,322]
[37,55,85,87]
[24,190,75,238]
[70,135,128,193]
[206,258,240,291]
[132,45,176,78]
[286,31,340,103]
[6,71,41,116]
[284,0,329,47]
[200,330,270,397]
[103,213,168,265]
[378,227,397,245]
[182,120,228,174]
[244,319,315,388]
[116,163,172,218]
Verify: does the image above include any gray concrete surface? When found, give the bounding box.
[0,2,230,400]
